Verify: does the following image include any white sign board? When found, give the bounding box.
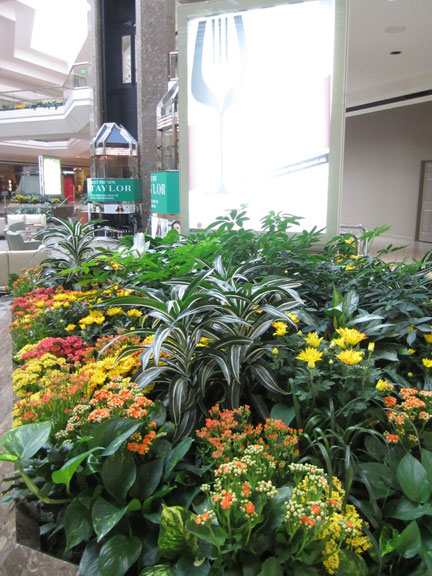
[178,0,347,239]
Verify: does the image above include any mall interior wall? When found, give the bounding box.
[342,100,432,242]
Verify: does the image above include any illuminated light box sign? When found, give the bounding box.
[150,171,180,214]
[39,155,63,197]
[87,178,142,202]
[178,0,346,239]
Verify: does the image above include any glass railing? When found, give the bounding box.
[0,62,90,112]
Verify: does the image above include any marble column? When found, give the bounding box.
[88,0,103,139]
[135,0,177,230]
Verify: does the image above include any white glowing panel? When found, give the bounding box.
[180,0,345,234]
[38,156,63,197]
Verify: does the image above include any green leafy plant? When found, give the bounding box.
[37,217,115,287]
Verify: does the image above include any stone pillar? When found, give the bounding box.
[88,0,103,139]
[135,0,176,231]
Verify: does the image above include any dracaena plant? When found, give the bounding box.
[37,217,116,287]
[103,258,302,440]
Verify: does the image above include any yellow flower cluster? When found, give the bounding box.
[78,353,141,394]
[12,353,68,397]
[79,309,105,330]
[283,464,370,575]
[330,327,367,366]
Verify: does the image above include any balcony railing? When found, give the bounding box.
[0,62,90,112]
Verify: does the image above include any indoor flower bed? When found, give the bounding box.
[1,211,432,575]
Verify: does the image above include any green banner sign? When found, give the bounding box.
[87,178,142,202]
[151,171,179,214]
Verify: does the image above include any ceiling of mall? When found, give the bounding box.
[0,0,431,166]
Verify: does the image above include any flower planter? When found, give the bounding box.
[10,502,79,574]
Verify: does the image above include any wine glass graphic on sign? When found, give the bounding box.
[191,14,246,195]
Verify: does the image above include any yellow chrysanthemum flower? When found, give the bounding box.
[375,379,393,392]
[272,321,288,337]
[336,349,364,365]
[80,309,105,326]
[408,348,415,355]
[424,333,432,344]
[296,346,323,368]
[286,312,299,324]
[127,309,143,317]
[65,324,76,331]
[304,332,323,348]
[335,327,367,346]
[331,337,346,349]
[423,358,432,368]
[106,307,124,316]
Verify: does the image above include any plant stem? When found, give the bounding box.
[17,464,72,505]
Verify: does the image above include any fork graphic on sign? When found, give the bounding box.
[191,14,246,195]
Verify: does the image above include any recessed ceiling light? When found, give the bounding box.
[385,25,407,33]
[390,50,402,55]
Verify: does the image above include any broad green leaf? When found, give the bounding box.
[52,447,101,492]
[64,500,93,551]
[267,486,293,530]
[270,404,295,426]
[129,458,164,500]
[101,448,136,502]
[397,453,431,503]
[421,449,432,479]
[385,499,432,520]
[344,289,359,317]
[92,497,141,542]
[142,486,175,518]
[98,535,142,576]
[258,557,283,576]
[395,520,422,559]
[358,462,392,499]
[158,505,191,560]
[1,421,51,460]
[87,418,141,454]
[379,524,400,556]
[101,421,142,456]
[163,437,194,480]
[139,522,161,566]
[79,540,103,576]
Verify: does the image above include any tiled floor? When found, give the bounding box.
[0,234,430,574]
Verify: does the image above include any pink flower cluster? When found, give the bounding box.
[11,287,54,315]
[21,336,90,364]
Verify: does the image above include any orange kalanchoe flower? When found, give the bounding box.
[245,501,255,514]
